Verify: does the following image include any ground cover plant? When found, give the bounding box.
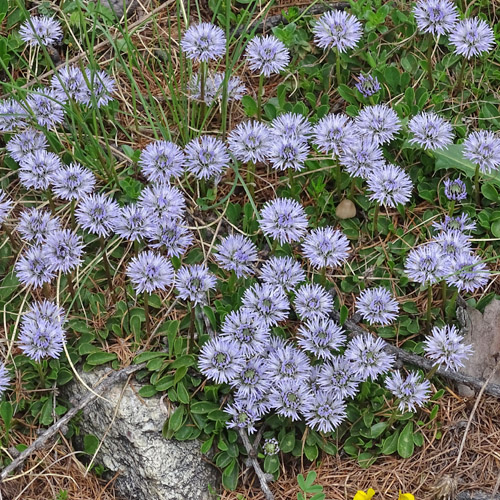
[0,0,499,498]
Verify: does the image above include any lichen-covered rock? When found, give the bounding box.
[96,0,137,19]
[459,300,500,397]
[66,367,218,500]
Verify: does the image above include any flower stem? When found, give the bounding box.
[425,362,440,381]
[257,73,264,121]
[446,288,458,322]
[454,57,467,94]
[426,36,434,88]
[448,200,455,217]
[99,236,114,295]
[426,285,433,334]
[46,190,56,214]
[199,61,207,120]
[288,168,294,189]
[70,199,76,230]
[144,291,151,339]
[335,48,342,87]
[474,163,481,207]
[336,160,342,199]
[246,161,255,200]
[441,280,447,317]
[372,203,380,237]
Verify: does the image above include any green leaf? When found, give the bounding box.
[0,271,19,301]
[280,431,295,453]
[134,352,168,364]
[397,422,414,458]
[435,144,500,187]
[263,455,280,474]
[370,421,388,439]
[40,398,53,426]
[222,459,239,491]
[190,401,220,414]
[0,401,13,431]
[304,444,319,462]
[176,382,190,404]
[168,405,185,433]
[242,95,258,117]
[138,385,157,398]
[482,183,498,202]
[339,305,349,325]
[382,430,399,455]
[86,352,117,366]
[83,434,100,455]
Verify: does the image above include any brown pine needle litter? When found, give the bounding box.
[221,393,500,500]
[2,392,499,500]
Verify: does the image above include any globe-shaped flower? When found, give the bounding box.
[312,113,357,156]
[0,190,13,225]
[259,256,306,292]
[19,15,63,47]
[262,438,280,456]
[188,72,246,105]
[444,178,467,201]
[137,183,186,221]
[221,309,270,357]
[302,227,350,269]
[242,283,290,327]
[354,104,402,145]
[6,128,48,162]
[435,229,471,258]
[198,337,245,384]
[344,334,395,381]
[266,344,311,383]
[51,65,88,102]
[225,399,260,434]
[148,218,193,257]
[245,34,290,76]
[423,324,473,371]
[45,229,84,274]
[449,17,495,59]
[184,135,230,180]
[15,246,55,288]
[127,250,174,294]
[408,112,454,151]
[445,251,489,292]
[139,140,185,183]
[18,150,61,190]
[259,198,308,245]
[313,10,363,53]
[23,299,66,326]
[114,204,156,242]
[26,88,65,129]
[268,378,312,421]
[18,318,66,362]
[175,264,217,305]
[214,234,259,278]
[462,130,500,174]
[227,121,273,164]
[268,136,310,172]
[339,136,385,178]
[79,69,116,108]
[404,243,449,286]
[356,286,399,326]
[51,162,96,201]
[17,208,61,244]
[230,357,271,399]
[0,362,10,396]
[293,283,333,320]
[297,317,345,360]
[367,164,413,208]
[432,213,476,233]
[385,371,431,413]
[75,193,120,237]
[181,22,226,62]
[318,356,360,400]
[413,0,458,36]
[355,74,381,97]
[270,112,313,141]
[302,390,347,433]
[0,99,28,131]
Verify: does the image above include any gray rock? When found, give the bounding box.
[96,0,137,19]
[459,300,500,397]
[65,367,218,500]
[457,491,500,500]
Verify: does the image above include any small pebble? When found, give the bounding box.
[335,198,356,219]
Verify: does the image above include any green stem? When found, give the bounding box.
[288,168,294,189]
[426,36,434,88]
[441,280,447,317]
[199,61,207,120]
[187,302,195,354]
[335,48,342,87]
[372,203,380,237]
[446,288,459,322]
[336,161,342,199]
[320,267,326,286]
[455,57,467,94]
[474,163,481,207]
[348,178,356,201]
[246,161,255,200]
[144,292,151,339]
[257,73,264,121]
[426,285,433,334]
[70,199,76,230]
[100,237,114,294]
[46,190,56,214]
[37,363,46,388]
[425,363,440,381]
[448,200,455,217]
